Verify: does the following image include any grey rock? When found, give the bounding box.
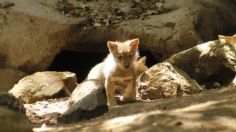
[58,80,108,123]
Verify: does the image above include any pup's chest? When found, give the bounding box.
[110,69,134,93]
[110,70,133,84]
[110,76,132,94]
[110,76,132,84]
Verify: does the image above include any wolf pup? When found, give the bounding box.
[218,34,236,49]
[87,39,140,106]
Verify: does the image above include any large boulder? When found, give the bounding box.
[1,0,236,73]
[137,62,202,100]
[64,0,236,58]
[0,0,87,72]
[167,39,236,87]
[9,71,77,103]
[0,68,26,92]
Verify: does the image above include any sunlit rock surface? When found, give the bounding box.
[137,62,202,100]
[9,71,77,103]
[167,39,236,87]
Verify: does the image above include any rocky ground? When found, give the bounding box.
[34,86,236,132]
[1,0,236,91]
[1,0,236,132]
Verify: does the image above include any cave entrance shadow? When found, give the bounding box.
[48,50,157,83]
[48,50,107,83]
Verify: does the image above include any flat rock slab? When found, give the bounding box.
[0,0,236,93]
[33,87,236,132]
[137,62,202,100]
[9,71,77,103]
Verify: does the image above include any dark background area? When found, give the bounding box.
[49,50,157,82]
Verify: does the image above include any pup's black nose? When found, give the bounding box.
[124,64,130,68]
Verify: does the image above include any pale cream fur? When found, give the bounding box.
[87,39,147,106]
[218,34,236,49]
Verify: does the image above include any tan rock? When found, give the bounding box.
[137,62,202,100]
[9,71,77,103]
[167,39,236,87]
[0,0,86,72]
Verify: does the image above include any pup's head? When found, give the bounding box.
[107,39,139,69]
[218,34,236,45]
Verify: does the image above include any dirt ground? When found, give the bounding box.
[1,0,236,131]
[56,0,167,27]
[33,86,236,132]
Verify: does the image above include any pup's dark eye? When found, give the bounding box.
[129,54,132,57]
[118,56,122,59]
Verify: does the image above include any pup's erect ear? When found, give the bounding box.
[107,41,117,51]
[226,37,236,44]
[218,35,228,43]
[218,35,236,45]
[138,56,146,64]
[130,38,139,49]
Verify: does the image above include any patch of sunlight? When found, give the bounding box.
[196,41,213,57]
[225,103,236,110]
[181,116,236,130]
[172,100,227,113]
[180,120,204,129]
[24,99,69,116]
[102,110,162,131]
[33,124,54,132]
[169,112,202,120]
[213,116,236,130]
[33,123,83,132]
